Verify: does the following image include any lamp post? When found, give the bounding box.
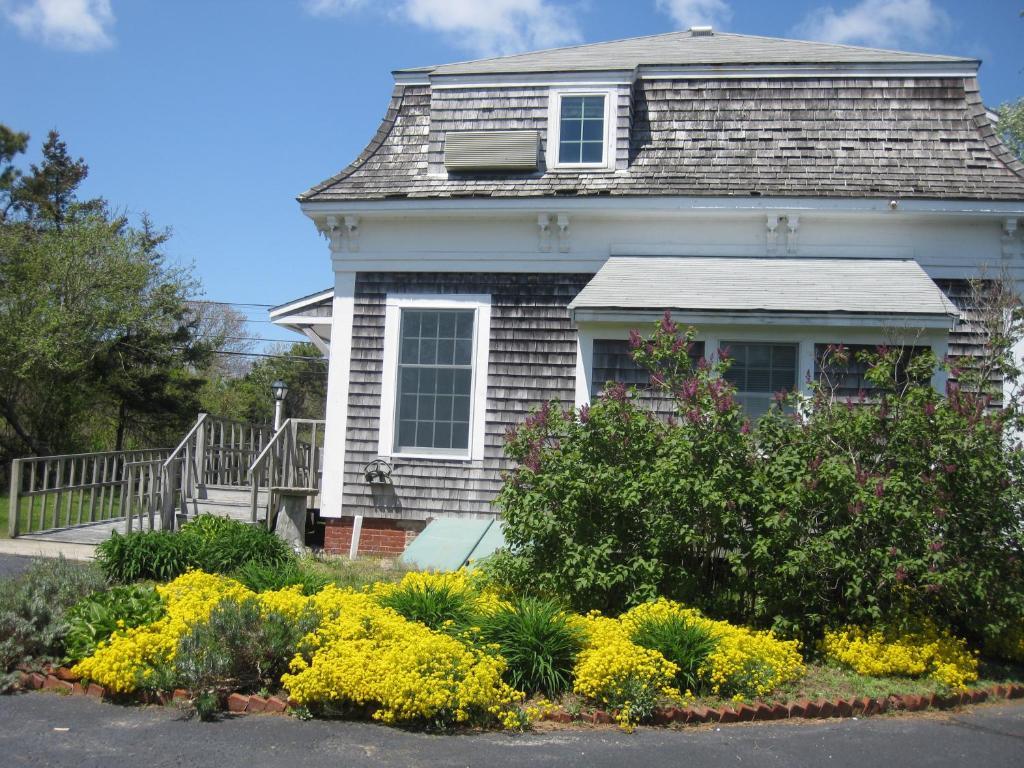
[271,379,288,431]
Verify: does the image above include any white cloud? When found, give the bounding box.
[654,0,733,30]
[303,0,581,57]
[794,0,949,49]
[303,0,366,17]
[2,0,114,51]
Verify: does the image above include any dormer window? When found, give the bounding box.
[547,88,617,171]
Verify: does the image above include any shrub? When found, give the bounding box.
[233,559,329,596]
[63,584,165,663]
[95,530,192,583]
[0,556,107,676]
[476,597,585,697]
[283,586,525,728]
[752,344,1024,642]
[495,312,1024,643]
[171,596,320,699]
[95,516,295,584]
[374,570,483,632]
[822,620,978,691]
[628,607,718,695]
[496,318,754,616]
[179,515,294,574]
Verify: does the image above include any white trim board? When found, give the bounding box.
[377,293,492,463]
[302,198,1024,218]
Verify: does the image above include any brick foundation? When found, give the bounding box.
[323,516,424,556]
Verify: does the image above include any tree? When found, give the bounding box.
[997,98,1024,162]
[199,343,327,426]
[0,127,211,459]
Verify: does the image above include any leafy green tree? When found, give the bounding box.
[0,127,213,458]
[199,342,326,425]
[997,97,1024,161]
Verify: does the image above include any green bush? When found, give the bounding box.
[0,557,107,677]
[629,612,718,694]
[233,559,329,596]
[179,515,294,574]
[497,318,752,616]
[476,597,585,697]
[95,530,192,582]
[63,584,165,663]
[96,515,295,583]
[495,310,1024,644]
[377,580,476,632]
[170,596,319,716]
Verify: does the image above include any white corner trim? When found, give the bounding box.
[318,273,356,519]
[545,87,619,172]
[377,293,492,462]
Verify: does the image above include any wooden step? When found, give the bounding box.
[197,484,268,503]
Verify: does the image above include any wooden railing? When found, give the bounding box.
[8,449,170,537]
[248,419,325,524]
[123,457,173,533]
[161,413,273,529]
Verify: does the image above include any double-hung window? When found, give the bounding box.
[379,295,491,460]
[549,90,615,170]
[722,342,798,417]
[558,95,606,165]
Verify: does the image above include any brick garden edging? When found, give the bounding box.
[14,668,1024,726]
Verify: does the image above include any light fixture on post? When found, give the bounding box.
[271,379,288,431]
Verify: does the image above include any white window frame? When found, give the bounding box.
[378,293,491,462]
[546,87,618,172]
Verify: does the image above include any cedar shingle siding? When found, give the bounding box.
[343,273,590,520]
[302,77,1024,202]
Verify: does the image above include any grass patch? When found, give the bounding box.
[300,553,412,591]
[686,660,1024,708]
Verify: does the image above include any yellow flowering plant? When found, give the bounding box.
[822,620,978,691]
[282,586,525,728]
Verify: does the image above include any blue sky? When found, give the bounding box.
[2,0,1022,349]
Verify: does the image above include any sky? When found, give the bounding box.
[1,0,1022,350]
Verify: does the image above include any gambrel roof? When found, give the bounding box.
[300,31,1024,203]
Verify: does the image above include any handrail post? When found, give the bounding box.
[194,414,207,496]
[160,461,176,531]
[9,458,22,538]
[123,463,133,533]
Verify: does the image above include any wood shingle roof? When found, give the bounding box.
[300,32,1024,203]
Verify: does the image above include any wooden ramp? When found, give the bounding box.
[18,516,167,545]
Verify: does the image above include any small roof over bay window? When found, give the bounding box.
[568,257,957,328]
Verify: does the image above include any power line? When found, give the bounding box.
[189,299,275,308]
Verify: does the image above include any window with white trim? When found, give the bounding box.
[379,295,491,460]
[722,342,798,417]
[548,89,616,170]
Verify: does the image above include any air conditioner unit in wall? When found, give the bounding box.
[443,130,540,171]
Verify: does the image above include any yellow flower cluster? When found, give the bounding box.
[72,571,253,693]
[822,622,978,691]
[282,586,524,727]
[620,599,805,699]
[572,613,680,720]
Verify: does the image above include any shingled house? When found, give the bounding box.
[272,28,1024,558]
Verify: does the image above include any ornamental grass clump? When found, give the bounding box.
[822,620,978,691]
[476,596,586,697]
[620,599,805,700]
[626,603,719,695]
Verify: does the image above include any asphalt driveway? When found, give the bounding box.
[1,692,1022,768]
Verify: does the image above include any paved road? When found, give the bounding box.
[0,553,37,579]
[1,692,1022,768]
